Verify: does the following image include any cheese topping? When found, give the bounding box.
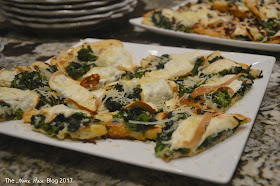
[260,5,279,19]
[171,114,238,150]
[145,70,171,79]
[198,114,238,147]
[233,24,248,36]
[202,74,243,94]
[140,77,173,103]
[203,59,239,74]
[95,46,134,69]
[83,66,125,85]
[171,115,203,149]
[146,51,204,78]
[165,51,204,77]
[0,87,39,112]
[49,72,96,112]
[162,4,232,27]
[40,104,89,123]
[0,69,17,87]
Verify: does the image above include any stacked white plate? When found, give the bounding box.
[0,0,137,30]
[0,40,4,62]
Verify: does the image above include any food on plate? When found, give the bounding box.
[49,71,97,113]
[0,87,40,120]
[155,111,250,161]
[0,39,263,161]
[50,39,136,81]
[142,0,280,43]
[23,104,107,140]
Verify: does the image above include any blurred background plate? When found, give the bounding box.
[0,0,133,17]
[0,0,112,10]
[4,0,98,4]
[0,0,137,31]
[0,41,3,52]
[0,0,137,29]
[0,8,113,23]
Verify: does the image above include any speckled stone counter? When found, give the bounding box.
[0,1,280,185]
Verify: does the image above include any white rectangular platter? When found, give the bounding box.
[0,39,275,183]
[129,17,280,52]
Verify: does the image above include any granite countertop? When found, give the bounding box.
[0,0,279,185]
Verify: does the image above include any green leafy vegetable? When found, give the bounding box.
[197,129,229,150]
[191,57,204,75]
[208,56,224,64]
[155,54,170,69]
[127,85,142,100]
[15,108,23,120]
[0,102,13,120]
[121,67,147,80]
[211,89,232,108]
[104,96,124,112]
[35,90,65,109]
[177,24,193,33]
[31,112,93,136]
[113,106,157,132]
[77,46,97,62]
[233,35,250,41]
[66,61,96,80]
[151,11,172,29]
[11,71,48,90]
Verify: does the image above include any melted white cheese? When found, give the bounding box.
[235,2,249,12]
[0,70,17,87]
[50,73,96,112]
[171,114,237,150]
[165,51,204,77]
[95,46,134,69]
[260,5,279,19]
[202,74,243,94]
[198,114,237,147]
[146,51,204,78]
[162,4,232,27]
[233,24,248,36]
[83,66,125,85]
[203,59,239,74]
[40,104,89,123]
[171,115,203,149]
[0,87,39,112]
[140,77,173,103]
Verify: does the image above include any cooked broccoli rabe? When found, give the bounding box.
[219,66,250,76]
[191,57,204,75]
[211,89,232,108]
[77,45,97,62]
[234,80,253,97]
[11,71,48,90]
[155,111,190,158]
[66,61,96,80]
[233,35,250,41]
[31,112,93,136]
[155,54,170,70]
[261,18,280,36]
[208,56,224,64]
[46,65,58,73]
[121,67,147,80]
[113,106,157,132]
[152,11,172,29]
[112,83,124,92]
[177,24,193,33]
[34,89,65,109]
[103,96,124,112]
[127,85,142,101]
[0,102,24,120]
[104,84,143,112]
[65,46,97,80]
